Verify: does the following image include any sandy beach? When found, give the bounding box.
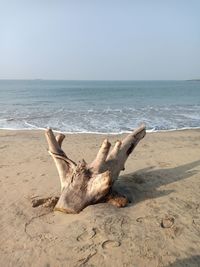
[0,129,200,267]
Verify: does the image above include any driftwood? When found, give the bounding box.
[33,125,146,213]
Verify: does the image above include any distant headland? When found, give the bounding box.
[186,79,200,81]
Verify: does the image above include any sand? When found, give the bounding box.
[0,129,200,267]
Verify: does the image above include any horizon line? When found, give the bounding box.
[0,78,198,81]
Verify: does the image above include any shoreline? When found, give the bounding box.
[0,126,200,135]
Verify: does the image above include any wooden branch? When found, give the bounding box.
[41,124,146,213]
[120,124,146,157]
[56,133,65,148]
[45,129,76,191]
[104,124,146,182]
[116,124,146,168]
[45,128,65,155]
[90,139,111,172]
[108,140,122,159]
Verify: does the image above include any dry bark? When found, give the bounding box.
[34,125,146,213]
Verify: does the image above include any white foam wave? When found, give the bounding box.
[0,126,199,134]
[24,120,46,130]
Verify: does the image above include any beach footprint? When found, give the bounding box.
[101,240,121,249]
[76,227,97,242]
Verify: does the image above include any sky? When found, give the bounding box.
[0,0,199,80]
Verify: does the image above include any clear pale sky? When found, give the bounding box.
[0,0,199,80]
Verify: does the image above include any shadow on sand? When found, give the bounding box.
[113,160,200,203]
[165,255,200,267]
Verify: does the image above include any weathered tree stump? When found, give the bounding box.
[33,125,146,213]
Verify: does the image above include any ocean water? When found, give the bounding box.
[0,80,200,133]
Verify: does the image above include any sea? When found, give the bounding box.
[0,80,200,134]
